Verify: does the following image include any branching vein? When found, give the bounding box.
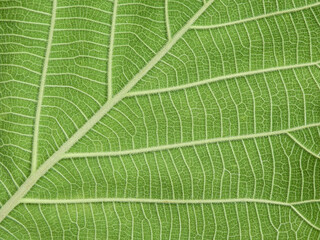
[0,0,215,224]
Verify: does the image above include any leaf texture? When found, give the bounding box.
[0,0,320,239]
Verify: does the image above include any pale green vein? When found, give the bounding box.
[0,0,215,224]
[127,61,320,97]
[191,2,320,30]
[0,19,49,26]
[63,122,320,158]
[107,0,118,100]
[0,6,51,16]
[18,197,293,205]
[165,0,171,40]
[292,199,320,205]
[31,0,57,174]
[287,132,320,159]
[291,206,320,231]
[20,197,320,206]
[19,197,320,231]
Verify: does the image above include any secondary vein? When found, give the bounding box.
[31,0,57,174]
[127,61,320,97]
[63,122,320,158]
[190,2,320,30]
[165,0,171,40]
[20,197,293,206]
[107,0,118,100]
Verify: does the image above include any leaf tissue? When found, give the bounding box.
[0,0,320,239]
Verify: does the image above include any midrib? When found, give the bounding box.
[0,0,215,223]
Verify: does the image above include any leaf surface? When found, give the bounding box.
[1,0,320,239]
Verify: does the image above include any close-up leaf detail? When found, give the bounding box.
[0,0,320,239]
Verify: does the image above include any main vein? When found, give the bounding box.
[0,0,215,223]
[30,0,57,174]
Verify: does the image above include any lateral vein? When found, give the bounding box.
[19,197,320,206]
[63,123,320,158]
[291,206,320,231]
[17,199,320,231]
[107,0,118,100]
[31,0,57,174]
[127,61,320,97]
[287,132,320,159]
[19,197,292,206]
[191,2,320,30]
[165,0,171,40]
[23,198,320,230]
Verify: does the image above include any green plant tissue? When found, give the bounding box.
[0,0,320,239]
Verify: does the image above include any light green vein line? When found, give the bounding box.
[63,123,320,158]
[292,199,320,205]
[191,2,320,29]
[107,0,118,100]
[165,0,171,40]
[127,61,320,97]
[19,197,320,231]
[31,0,57,174]
[287,132,320,159]
[0,19,49,26]
[0,6,51,16]
[19,197,292,206]
[0,0,214,224]
[19,197,320,206]
[291,206,320,231]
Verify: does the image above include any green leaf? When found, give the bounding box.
[1,0,320,239]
